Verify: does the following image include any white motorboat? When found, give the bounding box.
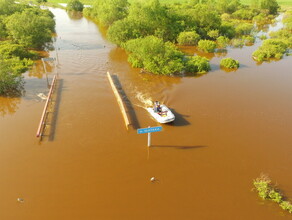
[147,103,175,123]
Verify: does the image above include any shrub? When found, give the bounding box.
[235,23,254,36]
[217,36,229,48]
[253,174,292,214]
[259,35,267,40]
[67,0,83,12]
[220,22,236,39]
[280,201,292,213]
[221,13,231,21]
[207,29,219,40]
[177,31,200,46]
[232,8,255,20]
[243,35,255,45]
[0,57,31,96]
[185,56,210,73]
[231,38,244,47]
[252,39,288,61]
[0,41,38,59]
[198,40,216,53]
[220,57,239,69]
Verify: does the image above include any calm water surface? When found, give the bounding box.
[0,8,292,220]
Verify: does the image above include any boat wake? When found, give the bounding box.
[135,92,153,109]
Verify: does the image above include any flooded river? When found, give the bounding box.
[0,8,292,220]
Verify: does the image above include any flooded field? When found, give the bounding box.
[0,8,292,220]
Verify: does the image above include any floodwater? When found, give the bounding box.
[0,8,292,220]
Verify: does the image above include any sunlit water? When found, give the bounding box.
[0,8,292,220]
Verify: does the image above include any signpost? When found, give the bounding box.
[137,126,162,147]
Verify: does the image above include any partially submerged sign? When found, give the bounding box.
[137,126,162,134]
[137,126,162,147]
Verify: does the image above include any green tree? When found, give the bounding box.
[0,41,37,59]
[260,0,279,15]
[181,4,221,38]
[198,40,216,52]
[220,21,236,38]
[0,18,7,39]
[235,23,254,36]
[67,0,83,12]
[177,31,200,45]
[85,0,128,26]
[216,0,241,13]
[207,29,219,39]
[124,36,185,75]
[5,8,55,48]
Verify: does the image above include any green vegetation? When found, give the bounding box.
[253,174,292,214]
[198,40,217,53]
[5,8,55,48]
[177,31,200,46]
[0,0,55,96]
[185,56,211,73]
[67,0,83,11]
[83,0,128,26]
[252,8,292,62]
[83,0,286,74]
[123,36,210,75]
[253,39,289,61]
[220,57,240,69]
[217,36,230,48]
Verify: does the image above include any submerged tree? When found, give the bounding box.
[67,0,83,12]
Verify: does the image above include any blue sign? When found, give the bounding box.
[137,126,162,134]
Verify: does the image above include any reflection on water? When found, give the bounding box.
[28,60,55,78]
[0,96,21,116]
[67,11,83,20]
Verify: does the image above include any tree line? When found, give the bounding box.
[84,0,282,75]
[0,0,55,96]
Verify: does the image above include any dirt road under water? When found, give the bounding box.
[0,8,292,220]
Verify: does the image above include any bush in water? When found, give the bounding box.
[177,31,200,46]
[253,174,292,214]
[124,36,211,75]
[220,57,239,69]
[198,40,217,53]
[252,39,289,61]
[185,56,211,74]
[67,0,84,12]
[217,36,229,48]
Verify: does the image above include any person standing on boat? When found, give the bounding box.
[154,101,160,113]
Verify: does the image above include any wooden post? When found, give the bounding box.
[147,126,151,147]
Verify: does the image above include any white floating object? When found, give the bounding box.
[150,177,156,182]
[17,198,24,203]
[37,93,48,100]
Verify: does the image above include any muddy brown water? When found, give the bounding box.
[0,8,292,220]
